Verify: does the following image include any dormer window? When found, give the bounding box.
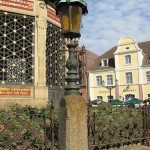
[102,59,108,67]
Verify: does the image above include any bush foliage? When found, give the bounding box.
[0,103,58,149]
[91,102,143,144]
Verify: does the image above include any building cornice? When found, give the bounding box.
[114,49,142,55]
[87,68,115,73]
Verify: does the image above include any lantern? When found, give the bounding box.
[56,0,88,39]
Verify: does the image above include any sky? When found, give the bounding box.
[79,0,150,55]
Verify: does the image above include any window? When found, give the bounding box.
[126,72,132,84]
[148,94,150,99]
[97,96,103,101]
[126,47,129,49]
[107,96,113,102]
[102,59,108,67]
[125,55,131,64]
[146,71,150,83]
[107,75,113,85]
[46,22,65,88]
[96,76,102,86]
[0,11,34,85]
[125,94,135,101]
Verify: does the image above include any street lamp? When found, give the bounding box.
[102,79,118,104]
[56,0,88,39]
[55,0,88,95]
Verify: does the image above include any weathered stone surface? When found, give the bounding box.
[59,95,88,150]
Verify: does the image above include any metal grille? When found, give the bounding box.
[125,94,135,101]
[0,11,35,85]
[46,22,65,88]
[88,103,150,149]
[0,105,58,149]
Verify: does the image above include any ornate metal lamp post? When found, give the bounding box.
[54,1,88,150]
[55,0,88,95]
[102,79,118,104]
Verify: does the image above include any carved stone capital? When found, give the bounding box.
[39,1,46,9]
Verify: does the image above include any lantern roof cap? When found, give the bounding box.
[56,0,88,15]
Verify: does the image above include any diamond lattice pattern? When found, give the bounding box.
[46,22,65,88]
[0,11,35,85]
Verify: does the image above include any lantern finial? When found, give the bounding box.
[56,0,88,15]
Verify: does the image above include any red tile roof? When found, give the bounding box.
[138,41,150,65]
[90,41,150,71]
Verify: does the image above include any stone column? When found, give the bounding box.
[59,95,88,150]
[34,0,48,101]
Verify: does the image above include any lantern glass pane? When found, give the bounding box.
[59,4,70,32]
[70,6,82,33]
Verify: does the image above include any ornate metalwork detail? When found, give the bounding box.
[0,11,35,85]
[46,22,65,88]
[88,103,150,149]
[0,106,58,149]
[64,42,80,95]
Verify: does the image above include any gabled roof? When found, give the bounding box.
[90,41,150,71]
[86,50,98,70]
[77,46,98,70]
[138,41,150,65]
[90,46,116,71]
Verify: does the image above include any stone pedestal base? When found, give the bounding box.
[59,95,88,150]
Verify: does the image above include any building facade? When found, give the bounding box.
[0,0,66,108]
[88,36,150,102]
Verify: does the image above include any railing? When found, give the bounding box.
[1,102,150,150]
[0,105,58,150]
[88,102,150,149]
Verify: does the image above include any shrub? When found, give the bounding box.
[91,102,143,143]
[0,103,58,149]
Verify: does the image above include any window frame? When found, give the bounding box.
[96,76,102,86]
[0,11,35,85]
[146,71,150,83]
[97,96,103,101]
[125,94,135,101]
[107,75,113,85]
[107,95,113,101]
[126,72,133,84]
[125,55,131,65]
[102,59,108,67]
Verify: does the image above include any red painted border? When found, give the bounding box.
[47,7,60,23]
[0,0,34,11]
